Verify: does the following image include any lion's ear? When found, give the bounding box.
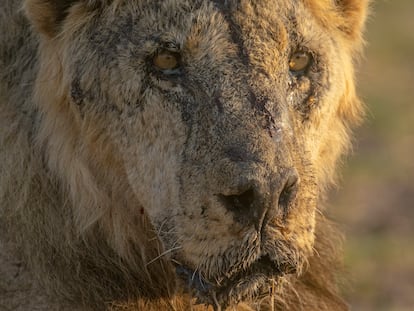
[24,0,100,38]
[334,0,370,42]
[306,0,369,45]
[24,0,78,37]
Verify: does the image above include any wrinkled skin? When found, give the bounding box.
[0,0,368,310]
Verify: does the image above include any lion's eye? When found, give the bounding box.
[153,50,181,71]
[289,51,312,74]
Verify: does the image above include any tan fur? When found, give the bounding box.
[0,0,368,310]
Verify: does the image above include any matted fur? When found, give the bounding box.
[0,0,368,310]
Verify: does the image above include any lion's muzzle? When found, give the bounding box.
[217,166,299,230]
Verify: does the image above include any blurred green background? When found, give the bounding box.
[328,0,414,310]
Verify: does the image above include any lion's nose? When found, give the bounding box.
[218,169,299,229]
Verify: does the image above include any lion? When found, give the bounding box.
[0,0,368,310]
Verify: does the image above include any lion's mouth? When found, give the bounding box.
[175,255,284,310]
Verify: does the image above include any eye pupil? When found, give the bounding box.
[153,51,180,71]
[289,51,312,73]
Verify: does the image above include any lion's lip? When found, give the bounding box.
[175,255,284,308]
[223,255,282,283]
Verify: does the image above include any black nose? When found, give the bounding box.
[218,169,299,228]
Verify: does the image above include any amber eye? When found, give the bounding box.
[289,51,312,73]
[153,50,180,71]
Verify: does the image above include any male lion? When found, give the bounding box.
[0,0,368,310]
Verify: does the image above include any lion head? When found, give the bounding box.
[10,0,369,309]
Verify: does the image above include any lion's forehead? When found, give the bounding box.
[78,0,329,59]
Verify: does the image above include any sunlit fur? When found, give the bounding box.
[1,0,368,310]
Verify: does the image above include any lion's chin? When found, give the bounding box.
[176,255,284,310]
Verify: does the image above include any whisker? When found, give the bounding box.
[269,278,276,311]
[146,246,182,266]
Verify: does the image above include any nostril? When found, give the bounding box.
[219,188,257,224]
[278,173,299,218]
[220,188,255,213]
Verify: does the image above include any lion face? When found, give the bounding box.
[28,0,364,308]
